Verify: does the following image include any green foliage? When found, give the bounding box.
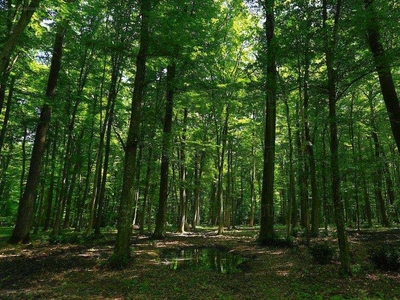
[309,242,335,264]
[48,233,83,245]
[257,232,294,248]
[368,244,400,271]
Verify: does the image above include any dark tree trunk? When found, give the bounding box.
[364,0,400,154]
[42,124,58,231]
[153,62,176,239]
[113,0,150,263]
[217,104,229,235]
[9,105,51,244]
[139,145,154,235]
[259,0,277,244]
[323,0,351,275]
[0,77,14,156]
[177,108,188,233]
[9,21,65,244]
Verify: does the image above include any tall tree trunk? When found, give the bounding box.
[217,104,229,235]
[368,91,390,227]
[303,50,320,237]
[113,0,150,263]
[259,0,277,244]
[153,62,176,239]
[0,77,14,155]
[323,0,351,275]
[364,0,400,154]
[283,92,295,236]
[349,94,360,231]
[139,145,154,235]
[177,108,188,233]
[249,143,256,227]
[9,22,65,244]
[42,123,59,231]
[94,56,120,235]
[358,133,372,227]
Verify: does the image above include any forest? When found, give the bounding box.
[1,0,400,299]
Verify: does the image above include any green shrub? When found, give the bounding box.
[309,242,335,264]
[368,244,400,271]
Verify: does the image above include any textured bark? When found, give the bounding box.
[9,21,65,244]
[259,0,277,244]
[139,145,154,235]
[114,0,150,261]
[323,0,351,275]
[9,105,51,244]
[0,77,14,155]
[177,108,188,233]
[364,0,400,154]
[153,62,176,239]
[217,104,229,235]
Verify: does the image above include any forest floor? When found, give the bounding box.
[0,226,399,300]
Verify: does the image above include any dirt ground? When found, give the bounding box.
[0,227,399,299]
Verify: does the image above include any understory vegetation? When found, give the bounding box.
[1,226,400,299]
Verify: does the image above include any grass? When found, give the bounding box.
[0,226,399,299]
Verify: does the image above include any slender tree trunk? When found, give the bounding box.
[177,108,188,233]
[323,0,351,275]
[358,133,372,227]
[139,145,154,235]
[113,0,150,263]
[193,152,201,229]
[95,57,120,235]
[283,93,295,236]
[0,77,14,155]
[349,94,360,231]
[43,124,58,231]
[217,104,229,235]
[249,144,256,227]
[9,22,65,244]
[259,0,277,244]
[153,62,176,239]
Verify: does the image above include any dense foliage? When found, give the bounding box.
[1,0,400,272]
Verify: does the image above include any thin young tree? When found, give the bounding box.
[322,0,351,275]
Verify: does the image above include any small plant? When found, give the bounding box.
[368,244,400,271]
[309,242,335,264]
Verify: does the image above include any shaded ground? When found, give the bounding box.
[0,227,399,299]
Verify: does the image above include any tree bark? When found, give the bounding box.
[153,62,176,239]
[9,21,65,244]
[323,0,351,275]
[113,0,150,262]
[364,0,400,154]
[259,0,277,244]
[177,108,188,233]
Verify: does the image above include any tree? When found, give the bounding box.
[112,0,151,264]
[323,0,351,275]
[9,19,66,244]
[258,0,278,244]
[153,62,176,239]
[0,0,41,78]
[364,0,400,154]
